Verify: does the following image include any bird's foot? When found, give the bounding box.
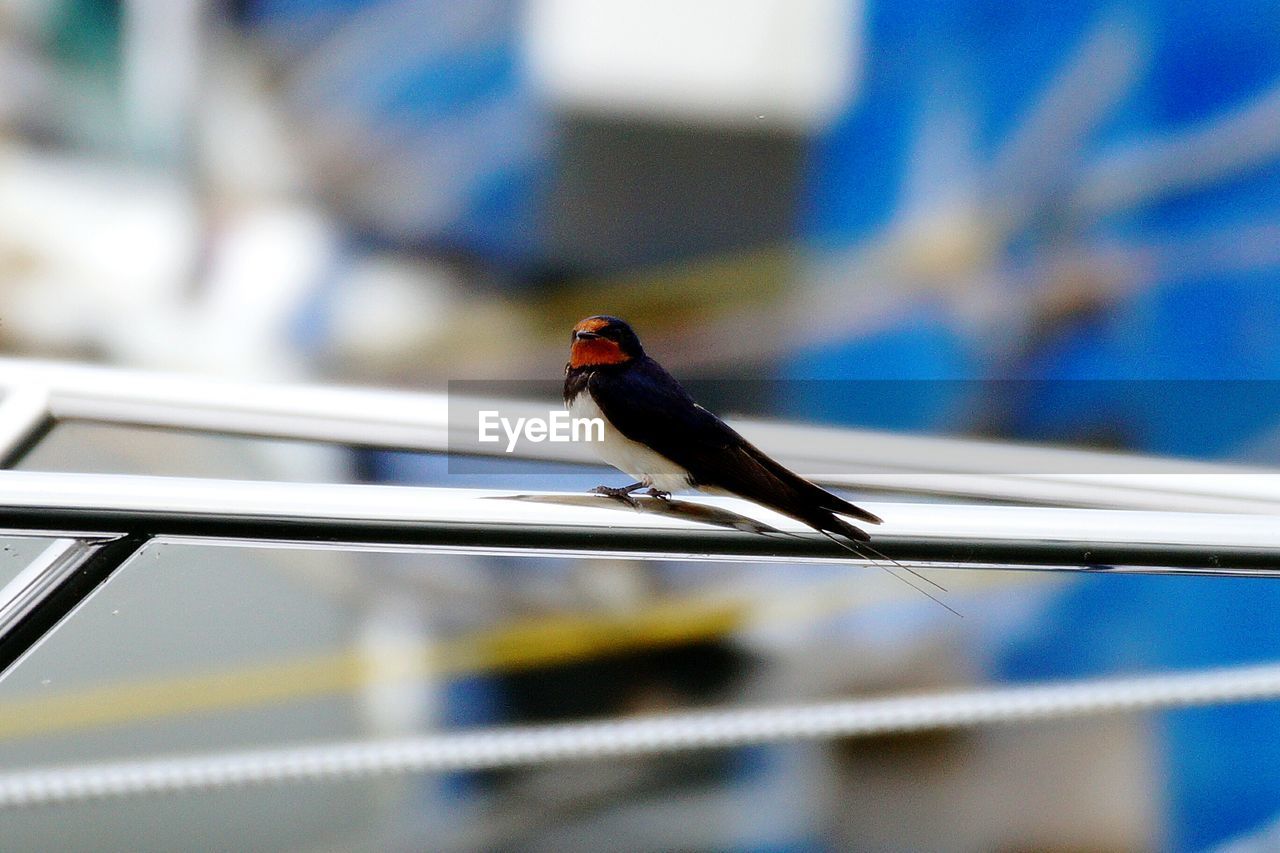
[591,484,641,507]
[645,488,671,500]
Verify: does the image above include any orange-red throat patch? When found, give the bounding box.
[570,336,628,368]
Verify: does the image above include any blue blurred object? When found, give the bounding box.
[779,308,978,431]
[996,573,1280,852]
[247,0,548,268]
[797,1,1280,849]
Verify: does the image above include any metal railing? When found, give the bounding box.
[4,357,1280,512]
[0,471,1278,574]
[0,358,1279,801]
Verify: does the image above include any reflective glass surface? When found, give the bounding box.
[17,421,355,481]
[15,421,611,492]
[0,536,1202,852]
[0,535,78,589]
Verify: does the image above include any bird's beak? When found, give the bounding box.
[574,331,601,341]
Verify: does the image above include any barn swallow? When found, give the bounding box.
[562,315,886,545]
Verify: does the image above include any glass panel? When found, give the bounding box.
[17,421,355,482]
[0,535,78,589]
[16,422,613,492]
[2,538,1268,850]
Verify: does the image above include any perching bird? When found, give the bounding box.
[562,314,885,546]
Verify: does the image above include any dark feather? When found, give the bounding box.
[582,357,882,539]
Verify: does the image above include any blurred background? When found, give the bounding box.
[2,0,1280,850]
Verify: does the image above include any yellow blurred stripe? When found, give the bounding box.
[0,598,745,741]
[0,569,1043,741]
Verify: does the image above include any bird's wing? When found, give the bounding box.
[587,360,881,527]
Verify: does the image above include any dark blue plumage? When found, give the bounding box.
[564,315,883,544]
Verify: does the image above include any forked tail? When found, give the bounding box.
[816,513,961,618]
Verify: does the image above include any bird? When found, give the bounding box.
[562,315,955,613]
[562,314,886,545]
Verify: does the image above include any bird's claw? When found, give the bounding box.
[591,485,640,507]
[645,488,671,500]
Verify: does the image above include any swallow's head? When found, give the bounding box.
[568,315,643,368]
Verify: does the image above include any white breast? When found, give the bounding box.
[568,390,693,493]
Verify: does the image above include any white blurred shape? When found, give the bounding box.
[182,204,336,376]
[328,256,455,368]
[355,595,435,735]
[0,145,197,351]
[0,0,55,34]
[122,0,207,162]
[200,49,308,204]
[524,0,861,129]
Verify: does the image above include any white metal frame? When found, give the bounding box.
[0,358,1279,805]
[5,356,1280,512]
